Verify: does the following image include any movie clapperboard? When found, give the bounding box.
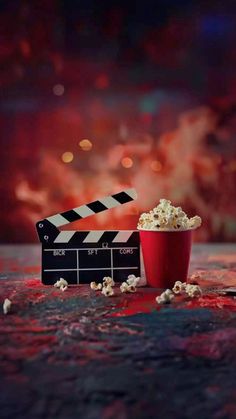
[36,188,141,285]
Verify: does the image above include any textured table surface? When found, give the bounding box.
[1,244,236,419]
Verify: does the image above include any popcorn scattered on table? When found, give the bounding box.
[156,281,203,305]
[90,281,102,291]
[120,282,129,293]
[137,198,202,231]
[189,272,202,283]
[91,274,145,297]
[156,289,175,304]
[101,285,114,297]
[120,282,136,293]
[3,298,12,314]
[172,280,186,294]
[54,278,68,291]
[120,274,146,293]
[101,277,115,297]
[126,274,146,287]
[103,276,115,287]
[185,284,202,298]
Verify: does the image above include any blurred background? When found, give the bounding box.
[1,0,236,243]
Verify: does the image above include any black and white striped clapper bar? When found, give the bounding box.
[36,188,141,285]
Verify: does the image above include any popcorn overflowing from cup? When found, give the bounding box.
[137,198,202,231]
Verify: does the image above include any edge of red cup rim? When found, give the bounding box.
[137,226,200,232]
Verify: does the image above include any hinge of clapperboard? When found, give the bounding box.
[36,188,138,245]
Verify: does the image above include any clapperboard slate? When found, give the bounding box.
[36,188,140,285]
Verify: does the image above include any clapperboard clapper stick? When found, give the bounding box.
[36,188,141,285]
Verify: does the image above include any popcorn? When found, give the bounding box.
[185,284,202,298]
[137,199,202,231]
[90,282,102,291]
[156,289,175,304]
[172,281,186,294]
[54,278,68,291]
[126,274,146,287]
[103,277,115,287]
[120,282,129,293]
[60,285,68,292]
[120,278,137,293]
[54,278,68,288]
[189,272,202,283]
[156,282,202,305]
[188,216,202,229]
[101,285,114,297]
[127,284,136,293]
[3,298,12,314]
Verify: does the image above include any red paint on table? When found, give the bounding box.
[111,290,157,317]
[185,294,236,311]
[171,328,236,360]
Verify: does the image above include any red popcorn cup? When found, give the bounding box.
[139,229,192,288]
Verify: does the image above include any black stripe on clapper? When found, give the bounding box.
[96,231,118,244]
[63,231,89,245]
[87,201,108,213]
[61,210,82,223]
[70,231,118,246]
[112,191,133,204]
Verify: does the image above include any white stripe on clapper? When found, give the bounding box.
[83,231,105,243]
[73,205,95,218]
[54,231,75,243]
[112,231,133,243]
[124,188,137,200]
[99,196,121,209]
[46,214,70,228]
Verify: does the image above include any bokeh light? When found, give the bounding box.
[121,157,133,168]
[61,151,74,163]
[53,84,65,96]
[79,139,93,151]
[150,160,162,172]
[1,2,236,243]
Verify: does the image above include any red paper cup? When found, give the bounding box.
[139,229,192,288]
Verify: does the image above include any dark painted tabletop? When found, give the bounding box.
[1,244,236,419]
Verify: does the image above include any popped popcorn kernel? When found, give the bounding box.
[186,284,202,298]
[127,274,147,287]
[127,284,136,293]
[172,281,186,294]
[137,199,201,231]
[187,216,202,229]
[156,289,175,304]
[120,281,137,293]
[90,281,102,291]
[3,298,12,314]
[189,272,202,283]
[120,282,129,293]
[54,278,68,288]
[103,276,115,287]
[101,286,114,297]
